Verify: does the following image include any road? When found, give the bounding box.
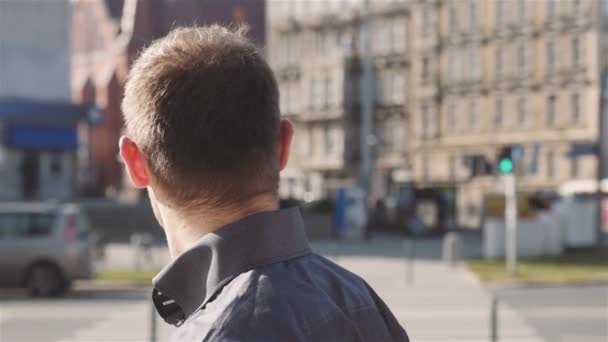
[0,286,176,342]
[4,235,601,342]
[495,285,608,342]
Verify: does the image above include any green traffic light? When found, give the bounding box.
[499,158,514,173]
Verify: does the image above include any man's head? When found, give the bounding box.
[120,25,293,212]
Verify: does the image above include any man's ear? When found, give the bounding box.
[278,119,294,172]
[119,136,150,188]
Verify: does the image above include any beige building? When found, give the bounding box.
[408,0,601,227]
[268,0,410,201]
[268,0,602,228]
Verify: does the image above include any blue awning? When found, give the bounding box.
[0,99,90,125]
[5,123,78,150]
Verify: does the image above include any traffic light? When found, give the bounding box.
[497,146,517,174]
[463,155,493,178]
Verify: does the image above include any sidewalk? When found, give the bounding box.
[312,237,546,342]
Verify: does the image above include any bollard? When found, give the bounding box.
[131,233,143,271]
[442,232,463,267]
[490,296,498,342]
[150,298,158,342]
[403,240,415,285]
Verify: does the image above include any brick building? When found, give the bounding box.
[71,0,265,196]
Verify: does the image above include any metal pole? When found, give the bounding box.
[330,241,340,264]
[403,240,415,285]
[490,296,499,342]
[597,69,607,249]
[597,0,607,248]
[360,0,374,193]
[150,298,157,342]
[504,174,517,275]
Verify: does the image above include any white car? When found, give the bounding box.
[0,202,95,296]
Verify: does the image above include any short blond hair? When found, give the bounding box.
[122,25,280,208]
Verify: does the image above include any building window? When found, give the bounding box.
[469,0,478,30]
[390,124,404,152]
[391,18,406,52]
[299,129,311,156]
[469,46,480,79]
[423,156,431,182]
[572,158,580,178]
[324,76,332,108]
[496,0,505,29]
[449,0,458,32]
[374,20,389,54]
[547,95,557,126]
[310,78,323,110]
[572,36,581,67]
[494,97,504,128]
[422,104,433,133]
[448,100,458,131]
[518,43,526,76]
[447,51,456,81]
[547,0,557,18]
[547,40,556,75]
[496,46,504,79]
[338,27,353,54]
[324,76,334,108]
[322,29,334,54]
[309,79,316,110]
[518,0,527,21]
[422,57,431,82]
[517,96,527,128]
[572,93,581,123]
[469,98,478,129]
[449,155,457,180]
[421,5,431,38]
[573,0,581,14]
[392,74,405,104]
[324,126,342,155]
[547,151,556,179]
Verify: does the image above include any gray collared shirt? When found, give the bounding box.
[153,207,409,342]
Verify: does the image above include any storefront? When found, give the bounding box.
[0,99,92,201]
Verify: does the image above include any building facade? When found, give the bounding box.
[71,0,266,197]
[269,0,603,228]
[409,0,600,227]
[268,0,410,201]
[0,0,91,201]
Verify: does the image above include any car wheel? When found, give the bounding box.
[26,263,67,297]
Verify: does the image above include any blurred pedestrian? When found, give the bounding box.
[119,25,408,341]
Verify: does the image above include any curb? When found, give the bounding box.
[74,280,152,291]
[486,279,608,291]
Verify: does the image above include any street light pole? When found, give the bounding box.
[360,0,374,194]
[504,173,518,275]
[596,0,607,248]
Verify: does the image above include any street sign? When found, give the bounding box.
[528,143,541,175]
[87,106,103,125]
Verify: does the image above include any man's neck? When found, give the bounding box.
[161,194,279,258]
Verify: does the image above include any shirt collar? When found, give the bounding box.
[152,207,311,325]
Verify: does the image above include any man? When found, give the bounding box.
[120,25,408,341]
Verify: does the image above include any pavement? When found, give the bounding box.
[312,237,545,342]
[494,285,608,342]
[0,233,595,342]
[0,287,176,342]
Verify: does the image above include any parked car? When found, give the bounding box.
[0,202,95,296]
